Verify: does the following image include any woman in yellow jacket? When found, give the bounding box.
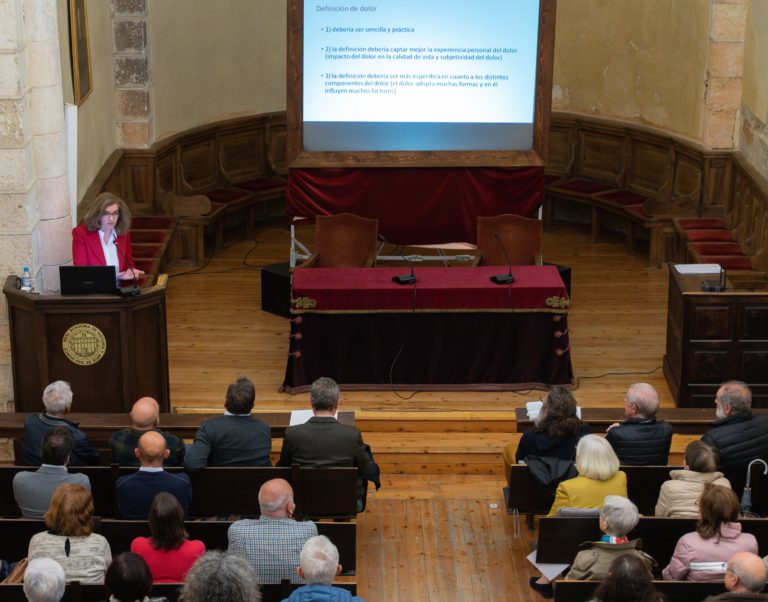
[547,434,627,516]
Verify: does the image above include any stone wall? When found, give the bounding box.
[738,0,768,177]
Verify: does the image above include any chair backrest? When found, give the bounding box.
[476,214,542,266]
[314,213,378,268]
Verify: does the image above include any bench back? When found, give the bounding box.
[0,518,356,573]
[537,516,768,567]
[505,464,768,516]
[0,465,359,519]
[554,579,725,602]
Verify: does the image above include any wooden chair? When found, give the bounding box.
[473,214,543,266]
[299,213,378,268]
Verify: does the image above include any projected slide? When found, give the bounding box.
[303,0,540,152]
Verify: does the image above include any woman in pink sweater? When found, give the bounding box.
[662,483,757,581]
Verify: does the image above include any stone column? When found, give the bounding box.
[0,0,70,440]
[703,0,748,149]
[111,0,152,147]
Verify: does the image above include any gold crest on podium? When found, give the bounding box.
[62,323,107,366]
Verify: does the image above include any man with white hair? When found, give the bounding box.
[23,557,66,602]
[228,478,317,583]
[702,381,768,470]
[283,535,363,602]
[704,551,768,600]
[605,383,672,465]
[21,381,100,466]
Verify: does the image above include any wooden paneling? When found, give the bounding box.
[154,146,177,197]
[267,113,289,175]
[122,155,154,210]
[178,135,218,193]
[218,121,268,183]
[545,121,575,176]
[626,138,672,196]
[576,129,626,184]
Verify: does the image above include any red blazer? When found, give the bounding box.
[72,224,135,271]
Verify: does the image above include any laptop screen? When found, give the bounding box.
[59,266,119,295]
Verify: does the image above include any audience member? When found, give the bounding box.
[116,431,193,519]
[655,440,731,518]
[605,383,672,465]
[179,551,261,602]
[703,551,768,601]
[21,380,100,466]
[565,496,656,579]
[279,377,369,506]
[589,554,663,602]
[27,483,112,583]
[508,386,590,463]
[184,376,271,471]
[110,397,185,466]
[131,492,206,582]
[663,483,758,581]
[13,427,91,518]
[106,552,170,602]
[702,381,768,470]
[547,434,627,517]
[530,496,655,598]
[282,535,364,602]
[228,478,318,583]
[22,558,66,602]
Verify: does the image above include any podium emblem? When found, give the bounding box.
[62,323,107,366]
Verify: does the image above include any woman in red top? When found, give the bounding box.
[72,192,144,281]
[131,492,205,582]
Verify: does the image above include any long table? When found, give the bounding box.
[282,266,573,393]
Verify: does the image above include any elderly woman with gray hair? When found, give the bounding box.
[530,496,657,598]
[565,495,656,580]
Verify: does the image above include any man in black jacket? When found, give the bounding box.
[605,383,672,465]
[702,381,768,470]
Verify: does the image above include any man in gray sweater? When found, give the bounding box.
[13,427,91,518]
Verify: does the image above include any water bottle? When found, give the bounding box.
[20,266,32,291]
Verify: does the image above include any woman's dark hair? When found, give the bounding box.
[537,386,584,438]
[591,554,662,602]
[697,482,740,540]
[149,492,188,550]
[81,192,132,234]
[106,552,153,601]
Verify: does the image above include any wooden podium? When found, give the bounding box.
[663,266,768,408]
[3,275,170,412]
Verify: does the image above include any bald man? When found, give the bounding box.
[115,431,192,519]
[605,383,672,465]
[704,551,768,600]
[228,478,317,584]
[109,397,185,466]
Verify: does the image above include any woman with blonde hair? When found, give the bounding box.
[547,434,627,517]
[72,191,144,281]
[655,440,731,518]
[27,483,112,583]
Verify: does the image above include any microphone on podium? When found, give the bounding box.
[378,233,417,285]
[115,242,141,297]
[490,232,515,285]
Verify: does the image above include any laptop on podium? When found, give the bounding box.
[59,266,118,295]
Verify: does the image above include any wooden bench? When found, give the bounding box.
[0,518,356,574]
[0,580,357,602]
[0,410,355,465]
[554,579,724,602]
[513,407,768,435]
[537,516,768,566]
[503,464,768,518]
[544,113,733,269]
[0,465,360,520]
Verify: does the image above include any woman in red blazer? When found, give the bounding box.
[72,192,144,281]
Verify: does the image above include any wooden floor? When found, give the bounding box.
[165,219,673,601]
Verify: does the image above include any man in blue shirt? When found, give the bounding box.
[116,430,192,519]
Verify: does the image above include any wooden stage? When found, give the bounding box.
[156,219,674,601]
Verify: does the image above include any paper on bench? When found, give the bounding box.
[289,409,338,425]
[525,401,581,421]
[526,550,569,581]
[675,263,721,274]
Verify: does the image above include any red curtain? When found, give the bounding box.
[286,167,544,245]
